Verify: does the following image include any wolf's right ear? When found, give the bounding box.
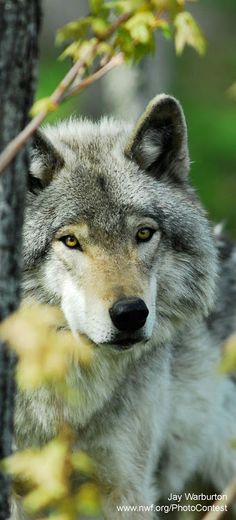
[125,94,190,182]
[28,130,64,193]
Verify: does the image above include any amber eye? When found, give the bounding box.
[136,227,155,243]
[60,235,82,250]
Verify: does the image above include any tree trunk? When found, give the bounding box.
[0,1,41,518]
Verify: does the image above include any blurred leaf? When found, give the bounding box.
[89,0,104,14]
[174,11,206,55]
[56,18,93,45]
[0,305,94,389]
[90,17,110,37]
[104,0,143,13]
[60,38,98,64]
[5,440,68,511]
[156,19,172,38]
[71,452,96,476]
[59,42,81,61]
[227,82,236,100]
[96,41,114,56]
[125,12,155,43]
[76,483,101,516]
[4,428,100,516]
[219,334,236,374]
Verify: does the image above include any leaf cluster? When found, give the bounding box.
[0,305,94,389]
[0,305,100,518]
[56,0,205,65]
[4,427,101,519]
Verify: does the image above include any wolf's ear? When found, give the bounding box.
[125,94,190,181]
[28,130,64,193]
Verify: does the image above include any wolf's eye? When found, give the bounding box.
[136,227,155,243]
[60,235,82,250]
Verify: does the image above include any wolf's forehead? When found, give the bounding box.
[61,163,156,223]
[50,166,158,241]
[46,117,132,164]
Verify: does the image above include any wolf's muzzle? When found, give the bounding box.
[109,297,149,332]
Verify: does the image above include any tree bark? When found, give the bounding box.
[0,1,41,518]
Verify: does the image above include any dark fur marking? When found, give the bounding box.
[98,175,106,192]
[155,447,170,476]
[27,174,44,194]
[217,237,234,262]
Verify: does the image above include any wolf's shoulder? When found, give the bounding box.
[206,230,236,341]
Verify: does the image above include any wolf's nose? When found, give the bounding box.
[109,298,149,332]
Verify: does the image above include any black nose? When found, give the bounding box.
[109,297,149,332]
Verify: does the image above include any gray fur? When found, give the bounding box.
[12,95,236,519]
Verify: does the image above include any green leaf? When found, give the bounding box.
[115,27,135,61]
[133,38,155,62]
[96,42,114,56]
[59,42,81,61]
[132,24,151,43]
[90,17,110,37]
[125,11,156,30]
[56,18,92,45]
[104,0,143,13]
[89,0,104,14]
[125,12,155,43]
[174,11,206,55]
[157,19,172,39]
[60,38,98,64]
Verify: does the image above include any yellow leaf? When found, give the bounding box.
[174,11,206,55]
[219,334,236,374]
[5,436,71,512]
[59,42,81,61]
[76,483,101,516]
[71,451,96,475]
[4,427,100,517]
[0,305,94,389]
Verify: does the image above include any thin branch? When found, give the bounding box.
[63,53,124,100]
[202,480,236,520]
[0,10,133,175]
[104,11,131,38]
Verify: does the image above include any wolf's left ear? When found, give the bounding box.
[28,130,65,193]
[125,94,190,181]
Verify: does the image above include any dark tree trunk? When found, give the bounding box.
[0,1,41,518]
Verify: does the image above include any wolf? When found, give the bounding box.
[13,94,236,519]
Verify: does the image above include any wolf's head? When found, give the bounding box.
[23,95,218,351]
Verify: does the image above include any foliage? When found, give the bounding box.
[31,0,205,116]
[4,428,100,519]
[0,306,100,519]
[0,305,94,389]
[56,0,205,62]
[174,11,205,55]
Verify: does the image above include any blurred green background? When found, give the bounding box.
[37,0,236,236]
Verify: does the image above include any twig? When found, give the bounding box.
[0,10,133,175]
[104,11,131,38]
[202,480,236,520]
[0,43,98,174]
[63,53,124,100]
